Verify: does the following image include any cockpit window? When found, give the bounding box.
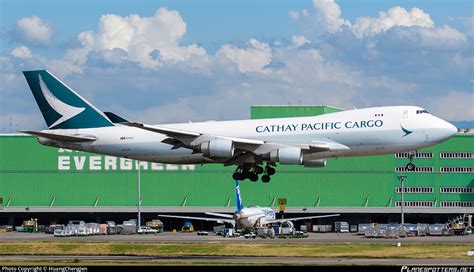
[416,110,429,114]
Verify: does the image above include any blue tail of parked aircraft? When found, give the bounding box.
[235,180,243,212]
[23,70,113,129]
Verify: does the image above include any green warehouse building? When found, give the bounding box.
[1,106,473,228]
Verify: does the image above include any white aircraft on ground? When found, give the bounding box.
[158,180,340,230]
[20,70,457,182]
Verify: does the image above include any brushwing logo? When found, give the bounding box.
[401,125,413,137]
[39,75,85,128]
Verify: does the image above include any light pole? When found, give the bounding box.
[398,175,407,224]
[137,161,141,229]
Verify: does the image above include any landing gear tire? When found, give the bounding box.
[261,175,270,183]
[406,163,415,171]
[266,167,276,176]
[233,172,245,180]
[249,173,258,182]
[254,166,264,174]
[232,172,240,180]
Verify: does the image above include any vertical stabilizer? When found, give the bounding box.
[23,70,113,129]
[235,180,243,212]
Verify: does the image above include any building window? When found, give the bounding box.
[440,166,474,173]
[440,187,474,194]
[440,152,474,159]
[440,201,474,207]
[395,152,433,158]
[395,166,433,173]
[395,201,433,207]
[395,187,433,194]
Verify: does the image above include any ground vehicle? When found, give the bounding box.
[181,222,194,232]
[21,218,38,233]
[137,226,159,234]
[146,219,164,233]
[335,221,349,233]
[197,231,209,236]
[256,227,275,238]
[428,224,446,236]
[244,233,257,239]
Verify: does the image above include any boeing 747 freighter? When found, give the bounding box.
[20,70,457,183]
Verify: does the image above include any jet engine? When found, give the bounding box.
[197,139,234,157]
[268,147,303,165]
[303,159,327,168]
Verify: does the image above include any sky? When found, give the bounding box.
[0,0,473,132]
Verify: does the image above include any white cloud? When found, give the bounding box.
[312,0,351,33]
[430,91,474,121]
[10,45,32,58]
[416,25,467,48]
[15,16,53,45]
[288,10,301,21]
[1,2,472,132]
[352,7,434,38]
[291,35,310,47]
[77,8,206,69]
[290,0,350,34]
[216,39,272,74]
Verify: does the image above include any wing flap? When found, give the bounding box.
[19,130,96,142]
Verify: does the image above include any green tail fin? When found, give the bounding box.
[23,70,113,129]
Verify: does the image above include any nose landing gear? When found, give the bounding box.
[405,151,417,171]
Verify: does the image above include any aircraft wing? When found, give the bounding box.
[126,122,264,145]
[125,122,349,163]
[158,214,235,224]
[266,213,340,224]
[18,130,96,142]
[205,212,234,218]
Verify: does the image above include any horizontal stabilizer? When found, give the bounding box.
[103,112,129,124]
[18,130,96,142]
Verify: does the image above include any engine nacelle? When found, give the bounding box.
[269,147,303,165]
[199,139,234,157]
[303,159,327,168]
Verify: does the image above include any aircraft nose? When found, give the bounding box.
[234,212,242,220]
[442,120,458,138]
[446,122,458,137]
[431,118,458,143]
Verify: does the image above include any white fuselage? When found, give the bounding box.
[38,106,457,164]
[235,207,276,228]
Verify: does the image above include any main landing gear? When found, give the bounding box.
[405,151,416,171]
[232,164,276,183]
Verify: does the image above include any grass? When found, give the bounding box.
[0,261,311,266]
[0,242,471,259]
